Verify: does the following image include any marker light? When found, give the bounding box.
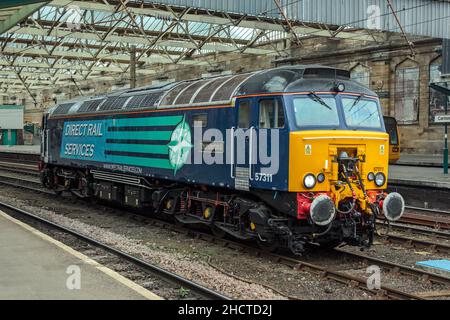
[317,173,325,183]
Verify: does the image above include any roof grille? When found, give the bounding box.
[126,92,163,109]
[99,96,129,111]
[211,74,249,102]
[160,82,192,106]
[193,76,232,103]
[52,103,74,115]
[174,79,210,105]
[77,99,105,113]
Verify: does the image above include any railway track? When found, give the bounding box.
[0,151,40,164]
[1,162,449,299]
[377,232,450,255]
[378,221,450,239]
[0,179,432,300]
[0,200,230,300]
[0,152,40,176]
[398,211,450,230]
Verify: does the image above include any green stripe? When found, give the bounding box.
[105,155,173,169]
[110,116,183,127]
[106,144,169,155]
[108,131,173,140]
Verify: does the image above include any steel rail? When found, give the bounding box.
[0,200,231,300]
[334,248,450,286]
[376,220,450,239]
[0,174,47,193]
[406,205,450,216]
[379,233,450,255]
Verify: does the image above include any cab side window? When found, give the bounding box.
[238,100,251,128]
[259,98,285,128]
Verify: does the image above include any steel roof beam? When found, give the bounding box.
[47,0,374,42]
[0,2,48,33]
[8,25,278,55]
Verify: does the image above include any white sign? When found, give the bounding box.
[0,106,24,129]
[435,115,450,123]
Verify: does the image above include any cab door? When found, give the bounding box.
[253,96,289,191]
[41,114,49,162]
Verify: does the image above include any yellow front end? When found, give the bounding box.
[289,130,389,212]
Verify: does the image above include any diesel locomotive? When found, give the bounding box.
[40,65,405,254]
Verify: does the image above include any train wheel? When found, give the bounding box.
[174,216,186,227]
[210,224,227,239]
[257,237,279,253]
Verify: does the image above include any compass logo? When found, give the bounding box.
[167,116,193,172]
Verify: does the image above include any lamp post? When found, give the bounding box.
[430,82,450,174]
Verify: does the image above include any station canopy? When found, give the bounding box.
[0,0,449,98]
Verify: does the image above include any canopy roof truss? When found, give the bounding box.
[0,0,381,98]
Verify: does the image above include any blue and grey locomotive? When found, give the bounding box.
[40,65,405,254]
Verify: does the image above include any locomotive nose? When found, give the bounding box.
[382,192,405,221]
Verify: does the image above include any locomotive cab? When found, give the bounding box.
[234,69,405,252]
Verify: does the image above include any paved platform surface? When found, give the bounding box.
[396,154,442,167]
[0,145,40,154]
[0,210,161,300]
[389,165,450,189]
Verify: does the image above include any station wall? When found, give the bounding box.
[20,34,444,155]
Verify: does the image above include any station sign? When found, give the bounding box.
[435,115,450,123]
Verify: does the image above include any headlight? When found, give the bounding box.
[303,174,316,189]
[367,172,375,181]
[375,172,386,187]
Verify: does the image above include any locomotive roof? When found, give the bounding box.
[48,65,378,117]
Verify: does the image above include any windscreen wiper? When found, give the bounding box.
[308,92,332,110]
[348,94,362,112]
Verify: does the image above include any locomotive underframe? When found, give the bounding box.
[41,164,377,255]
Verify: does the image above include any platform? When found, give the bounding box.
[0,144,40,155]
[396,154,442,167]
[416,260,450,276]
[389,165,450,189]
[0,210,161,300]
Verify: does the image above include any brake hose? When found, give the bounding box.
[336,164,356,214]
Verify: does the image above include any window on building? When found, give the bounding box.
[429,57,449,124]
[350,64,370,88]
[395,61,420,124]
[259,98,285,128]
